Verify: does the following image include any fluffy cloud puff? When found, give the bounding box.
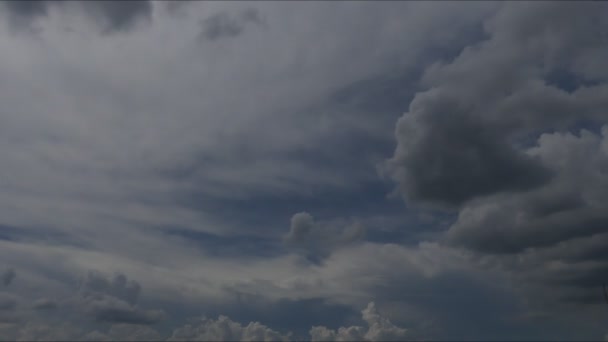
[310,302,408,342]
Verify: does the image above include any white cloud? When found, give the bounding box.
[310,302,407,342]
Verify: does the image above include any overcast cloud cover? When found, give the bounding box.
[0,1,608,340]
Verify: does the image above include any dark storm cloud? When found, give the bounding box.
[381,1,608,316]
[446,127,608,254]
[200,8,263,41]
[2,0,152,33]
[386,1,608,246]
[386,2,608,209]
[386,89,552,208]
[311,302,408,342]
[2,268,16,286]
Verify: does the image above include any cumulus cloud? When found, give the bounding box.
[310,302,407,342]
[447,128,608,254]
[284,212,365,261]
[1,269,15,287]
[169,315,289,342]
[382,1,608,315]
[76,271,164,325]
[167,301,407,342]
[386,2,608,209]
[385,88,552,208]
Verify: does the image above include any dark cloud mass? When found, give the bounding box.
[2,0,151,33]
[0,295,16,311]
[200,9,263,41]
[386,90,552,207]
[79,271,142,306]
[383,1,608,318]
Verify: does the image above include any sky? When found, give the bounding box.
[0,1,608,340]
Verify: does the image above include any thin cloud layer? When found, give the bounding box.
[1,269,15,287]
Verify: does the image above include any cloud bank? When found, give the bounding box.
[0,1,606,340]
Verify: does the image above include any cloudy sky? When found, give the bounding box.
[1,1,608,340]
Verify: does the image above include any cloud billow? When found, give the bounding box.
[384,1,608,313]
[284,212,365,262]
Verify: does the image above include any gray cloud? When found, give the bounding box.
[200,8,264,41]
[2,0,152,33]
[90,300,165,325]
[0,293,17,311]
[381,1,608,316]
[2,268,16,287]
[169,315,289,342]
[284,212,365,262]
[310,302,408,342]
[386,2,608,210]
[385,90,552,208]
[79,271,141,306]
[76,271,164,326]
[32,298,58,311]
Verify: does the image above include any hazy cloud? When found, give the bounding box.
[200,8,263,41]
[79,271,142,306]
[0,293,16,311]
[1,269,15,287]
[76,271,164,325]
[284,212,365,261]
[382,1,608,317]
[32,298,58,311]
[1,0,152,33]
